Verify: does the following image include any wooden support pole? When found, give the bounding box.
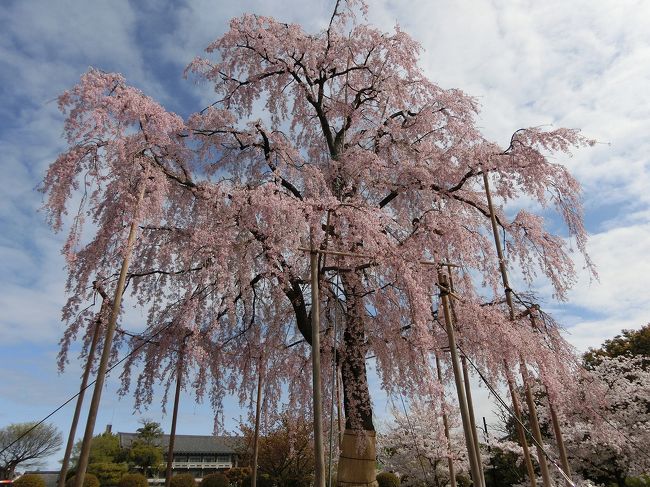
[435,355,457,487]
[251,357,264,487]
[438,272,483,487]
[165,337,188,487]
[446,266,485,487]
[327,296,339,487]
[483,417,499,487]
[504,364,537,486]
[547,387,572,487]
[336,364,344,446]
[297,247,445,267]
[533,309,572,487]
[74,181,146,487]
[482,170,541,487]
[520,362,553,487]
[58,289,107,487]
[311,246,326,487]
[461,355,486,487]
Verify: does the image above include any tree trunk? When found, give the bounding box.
[337,272,377,487]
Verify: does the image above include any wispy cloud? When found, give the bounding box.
[0,0,648,469]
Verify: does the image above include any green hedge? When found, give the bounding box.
[118,473,148,487]
[170,473,196,487]
[241,474,273,487]
[376,472,400,487]
[66,473,100,487]
[199,473,228,487]
[14,475,46,487]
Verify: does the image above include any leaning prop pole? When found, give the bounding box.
[446,266,486,487]
[74,179,146,487]
[327,279,340,487]
[546,385,572,487]
[336,364,344,446]
[438,271,484,487]
[529,309,573,487]
[57,283,108,487]
[434,354,457,487]
[310,241,326,487]
[481,170,549,487]
[461,354,486,487]
[165,334,189,487]
[251,355,265,487]
[519,360,553,487]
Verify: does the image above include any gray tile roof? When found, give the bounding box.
[118,433,243,454]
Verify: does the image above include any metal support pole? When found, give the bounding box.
[58,287,107,487]
[435,355,457,487]
[439,272,483,487]
[74,181,146,487]
[311,247,326,487]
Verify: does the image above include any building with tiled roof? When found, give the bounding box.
[118,432,243,478]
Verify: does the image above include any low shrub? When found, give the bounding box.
[241,474,273,487]
[118,473,148,487]
[14,474,46,487]
[376,472,400,487]
[455,473,472,487]
[199,473,228,487]
[66,473,100,487]
[88,462,128,486]
[225,468,251,486]
[170,473,196,487]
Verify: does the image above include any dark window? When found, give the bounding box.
[174,456,187,462]
[204,457,216,463]
[216,455,230,463]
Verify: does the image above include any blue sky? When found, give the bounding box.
[1,0,649,472]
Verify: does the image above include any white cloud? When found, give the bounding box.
[1,0,649,470]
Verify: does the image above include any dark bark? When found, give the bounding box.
[339,272,374,431]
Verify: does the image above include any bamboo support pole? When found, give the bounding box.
[58,288,107,487]
[435,355,457,487]
[74,180,146,487]
[482,170,541,487]
[311,246,326,487]
[251,357,264,487]
[165,338,187,487]
[438,272,484,487]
